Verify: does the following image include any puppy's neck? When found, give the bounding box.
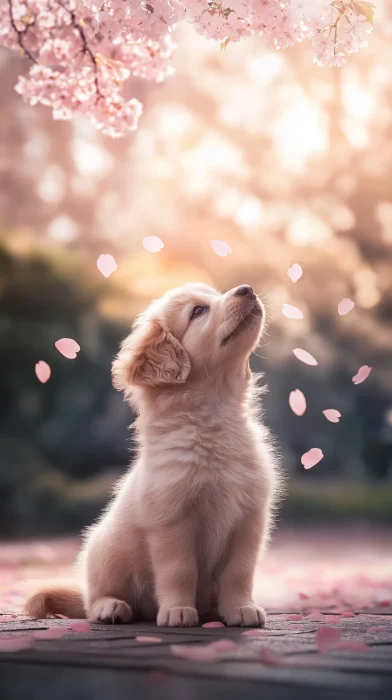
[134,366,257,426]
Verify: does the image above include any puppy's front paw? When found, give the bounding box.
[221,604,266,627]
[157,606,199,627]
[89,597,133,624]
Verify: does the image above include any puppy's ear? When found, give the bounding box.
[112,320,191,390]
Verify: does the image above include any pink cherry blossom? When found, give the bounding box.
[323,409,341,423]
[293,348,318,366]
[201,621,225,628]
[210,240,232,257]
[282,304,304,320]
[35,360,51,383]
[142,236,164,253]
[301,448,324,470]
[289,389,307,416]
[0,1,374,136]
[338,298,355,315]
[287,263,303,283]
[352,365,372,385]
[97,254,117,278]
[55,338,80,360]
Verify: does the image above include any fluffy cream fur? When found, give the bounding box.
[25,282,282,627]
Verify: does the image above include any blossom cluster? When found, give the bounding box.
[0,1,374,137]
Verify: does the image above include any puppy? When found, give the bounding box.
[25,282,281,627]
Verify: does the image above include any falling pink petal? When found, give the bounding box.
[69,621,91,633]
[96,254,117,278]
[171,644,219,662]
[201,621,225,628]
[286,614,304,621]
[241,629,269,637]
[210,240,232,257]
[301,448,324,470]
[323,409,341,423]
[259,649,285,666]
[142,236,164,253]
[55,338,80,360]
[335,640,368,651]
[368,626,387,633]
[32,628,68,640]
[0,636,33,652]
[299,592,309,600]
[208,640,238,652]
[352,366,372,385]
[316,626,341,653]
[282,304,304,320]
[35,361,51,384]
[136,636,162,643]
[289,390,307,416]
[293,348,318,366]
[287,263,302,283]
[338,298,355,316]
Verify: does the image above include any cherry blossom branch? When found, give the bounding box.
[8,0,37,63]
[57,0,102,99]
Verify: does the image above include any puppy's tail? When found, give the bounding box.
[24,583,85,619]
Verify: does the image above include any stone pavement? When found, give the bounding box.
[0,611,391,700]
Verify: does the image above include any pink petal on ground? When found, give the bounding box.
[171,644,219,662]
[54,614,69,619]
[208,640,239,652]
[316,626,341,653]
[0,636,33,652]
[287,264,303,283]
[32,628,68,640]
[323,409,341,423]
[352,365,372,385]
[136,636,162,643]
[241,629,269,637]
[286,614,304,621]
[379,600,391,607]
[259,649,285,666]
[282,304,304,320]
[201,621,225,628]
[293,348,318,366]
[368,626,387,633]
[96,254,117,278]
[299,592,309,600]
[306,612,326,622]
[210,240,232,257]
[335,640,368,651]
[69,622,91,633]
[35,361,51,384]
[142,236,164,253]
[289,390,307,416]
[341,612,356,618]
[55,338,80,360]
[301,448,324,470]
[324,615,341,625]
[338,298,355,316]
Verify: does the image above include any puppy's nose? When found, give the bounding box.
[235,284,256,300]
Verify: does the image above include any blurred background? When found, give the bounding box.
[1,9,392,544]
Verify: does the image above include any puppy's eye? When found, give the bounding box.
[190,305,208,320]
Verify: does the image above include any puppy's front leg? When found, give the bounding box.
[147,521,199,627]
[218,509,267,627]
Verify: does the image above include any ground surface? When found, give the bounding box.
[0,527,392,700]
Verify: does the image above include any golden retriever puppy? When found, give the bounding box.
[25,282,281,627]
